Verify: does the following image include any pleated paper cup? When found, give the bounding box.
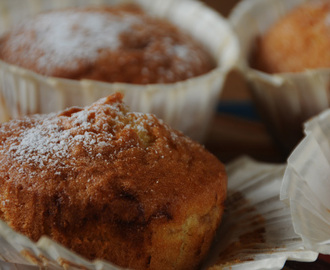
[281,109,330,255]
[0,157,318,270]
[203,157,317,270]
[0,0,239,142]
[229,0,330,155]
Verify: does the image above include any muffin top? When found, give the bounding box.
[252,0,330,73]
[0,4,215,84]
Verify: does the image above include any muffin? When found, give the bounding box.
[0,0,239,142]
[0,4,215,84]
[253,0,330,73]
[229,0,330,155]
[0,93,227,270]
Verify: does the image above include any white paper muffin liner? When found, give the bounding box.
[281,109,330,255]
[0,157,318,269]
[0,0,239,142]
[229,0,330,154]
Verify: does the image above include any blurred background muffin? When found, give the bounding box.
[253,0,330,73]
[230,0,330,156]
[0,4,215,84]
[0,0,239,143]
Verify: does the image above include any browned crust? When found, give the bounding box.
[0,93,226,269]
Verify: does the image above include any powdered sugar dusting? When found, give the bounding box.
[0,97,161,172]
[8,122,70,167]
[8,10,141,72]
[1,6,213,83]
[173,45,189,60]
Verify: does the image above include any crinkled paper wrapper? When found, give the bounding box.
[0,0,239,142]
[0,157,318,269]
[281,109,330,255]
[229,0,330,154]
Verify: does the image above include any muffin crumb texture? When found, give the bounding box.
[253,0,330,73]
[0,4,214,84]
[0,93,227,270]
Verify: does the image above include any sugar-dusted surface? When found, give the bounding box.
[0,5,215,84]
[29,12,140,71]
[3,8,141,73]
[1,96,145,168]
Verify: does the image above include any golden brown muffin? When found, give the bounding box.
[0,93,227,270]
[252,0,330,73]
[0,4,215,84]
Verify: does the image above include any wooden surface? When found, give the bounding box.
[201,0,330,268]
[205,112,284,163]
